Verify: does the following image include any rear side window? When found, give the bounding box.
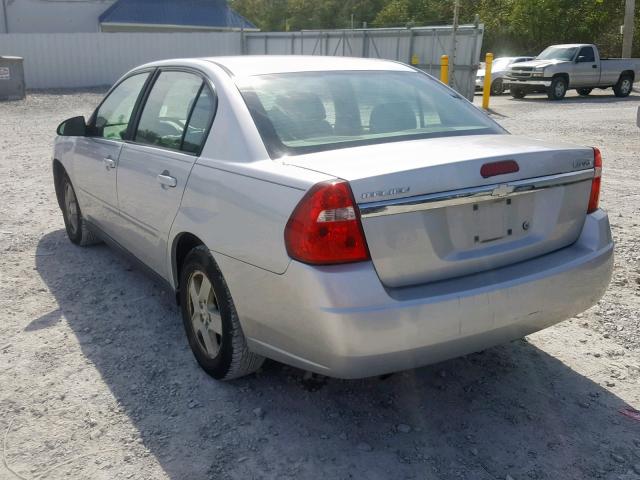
[182,87,216,154]
[93,73,149,140]
[135,71,212,153]
[352,75,441,132]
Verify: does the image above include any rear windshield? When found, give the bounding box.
[237,70,504,158]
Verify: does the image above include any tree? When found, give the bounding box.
[231,0,288,31]
[230,0,639,56]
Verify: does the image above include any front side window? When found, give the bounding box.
[93,73,149,140]
[238,70,503,157]
[135,71,208,152]
[577,47,595,63]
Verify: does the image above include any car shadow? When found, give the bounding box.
[35,230,640,480]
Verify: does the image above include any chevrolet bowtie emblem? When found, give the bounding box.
[491,184,515,198]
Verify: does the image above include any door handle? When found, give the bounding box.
[592,65,598,69]
[103,157,116,169]
[157,173,177,188]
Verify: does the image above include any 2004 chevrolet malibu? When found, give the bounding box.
[52,56,613,380]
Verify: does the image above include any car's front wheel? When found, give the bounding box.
[547,77,568,100]
[61,174,100,246]
[491,78,504,96]
[179,246,264,380]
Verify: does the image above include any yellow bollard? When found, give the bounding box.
[482,52,493,110]
[411,53,419,66]
[440,55,449,85]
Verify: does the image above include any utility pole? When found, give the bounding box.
[622,0,635,58]
[449,0,460,87]
[1,0,8,34]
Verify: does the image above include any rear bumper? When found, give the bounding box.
[219,210,613,379]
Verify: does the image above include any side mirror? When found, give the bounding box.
[57,116,87,136]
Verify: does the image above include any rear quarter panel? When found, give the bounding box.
[171,159,326,277]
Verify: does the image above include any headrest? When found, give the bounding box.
[275,92,327,121]
[369,101,417,134]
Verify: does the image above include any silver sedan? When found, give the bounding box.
[476,56,534,94]
[53,56,613,380]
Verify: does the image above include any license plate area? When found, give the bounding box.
[474,199,511,243]
[443,193,537,252]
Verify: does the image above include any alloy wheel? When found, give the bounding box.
[64,182,79,236]
[187,270,223,358]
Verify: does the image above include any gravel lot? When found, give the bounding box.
[1,88,639,480]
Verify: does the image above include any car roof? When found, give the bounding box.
[144,55,415,77]
[208,55,415,77]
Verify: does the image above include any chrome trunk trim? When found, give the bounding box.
[359,169,594,218]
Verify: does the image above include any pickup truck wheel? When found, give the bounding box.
[61,174,100,246]
[577,88,592,96]
[491,79,504,96]
[613,75,633,97]
[179,245,265,380]
[510,86,526,99]
[547,77,567,100]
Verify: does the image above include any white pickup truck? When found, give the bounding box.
[505,43,640,100]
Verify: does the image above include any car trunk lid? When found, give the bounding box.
[284,134,596,288]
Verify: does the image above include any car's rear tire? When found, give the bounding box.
[510,86,526,99]
[547,77,568,100]
[179,245,264,380]
[613,74,633,97]
[490,78,504,96]
[577,88,592,96]
[61,174,100,246]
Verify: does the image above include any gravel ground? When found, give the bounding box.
[1,88,639,480]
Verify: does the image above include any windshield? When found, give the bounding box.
[536,46,578,61]
[238,71,504,158]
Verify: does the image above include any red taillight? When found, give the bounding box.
[284,180,370,265]
[587,147,602,214]
[480,160,519,178]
